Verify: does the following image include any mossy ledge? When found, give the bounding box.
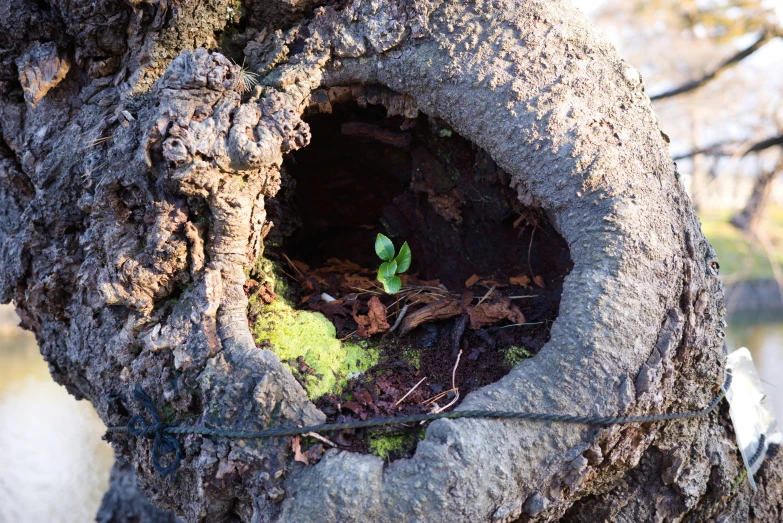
[249,260,379,400]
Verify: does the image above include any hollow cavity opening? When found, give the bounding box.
[250,89,572,460]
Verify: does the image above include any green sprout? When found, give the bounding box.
[375,233,411,294]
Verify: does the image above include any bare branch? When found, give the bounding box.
[650,26,780,101]
[745,133,783,154]
[674,133,783,160]
[673,140,738,160]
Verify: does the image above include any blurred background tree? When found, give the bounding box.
[587,0,783,283]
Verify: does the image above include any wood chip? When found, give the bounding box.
[400,298,464,336]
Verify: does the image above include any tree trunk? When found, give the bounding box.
[731,159,782,234]
[1,0,781,522]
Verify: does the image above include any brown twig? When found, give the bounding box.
[432,350,462,414]
[422,387,458,406]
[476,285,496,306]
[304,431,337,447]
[451,315,467,358]
[389,303,410,333]
[338,330,357,341]
[395,377,427,406]
[498,322,543,329]
[282,252,304,278]
[528,224,537,279]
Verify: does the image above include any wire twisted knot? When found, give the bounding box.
[127,385,182,477]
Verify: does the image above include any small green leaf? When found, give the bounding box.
[375,233,395,261]
[383,275,402,294]
[394,242,411,273]
[379,260,397,279]
[377,270,386,283]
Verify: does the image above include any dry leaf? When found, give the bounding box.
[534,275,545,288]
[342,401,364,415]
[460,291,474,308]
[355,389,374,406]
[509,274,531,287]
[343,274,375,290]
[323,258,363,272]
[292,435,309,465]
[513,214,525,228]
[465,274,480,287]
[354,296,390,338]
[467,298,526,330]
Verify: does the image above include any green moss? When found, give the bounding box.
[503,345,533,368]
[252,294,379,399]
[368,430,424,460]
[401,346,421,370]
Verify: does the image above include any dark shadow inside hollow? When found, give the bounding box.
[270,101,572,290]
[259,96,573,460]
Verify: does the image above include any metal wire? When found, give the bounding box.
[106,374,732,478]
[106,373,765,521]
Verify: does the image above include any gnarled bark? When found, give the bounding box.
[1,0,781,521]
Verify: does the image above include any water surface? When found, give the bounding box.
[0,326,114,523]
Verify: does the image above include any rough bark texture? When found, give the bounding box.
[97,461,185,523]
[1,0,781,522]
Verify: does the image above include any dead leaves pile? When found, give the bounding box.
[275,257,543,339]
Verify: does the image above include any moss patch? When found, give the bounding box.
[252,295,379,399]
[368,429,425,461]
[401,345,421,370]
[503,345,533,368]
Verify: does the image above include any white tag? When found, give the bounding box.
[725,348,782,490]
